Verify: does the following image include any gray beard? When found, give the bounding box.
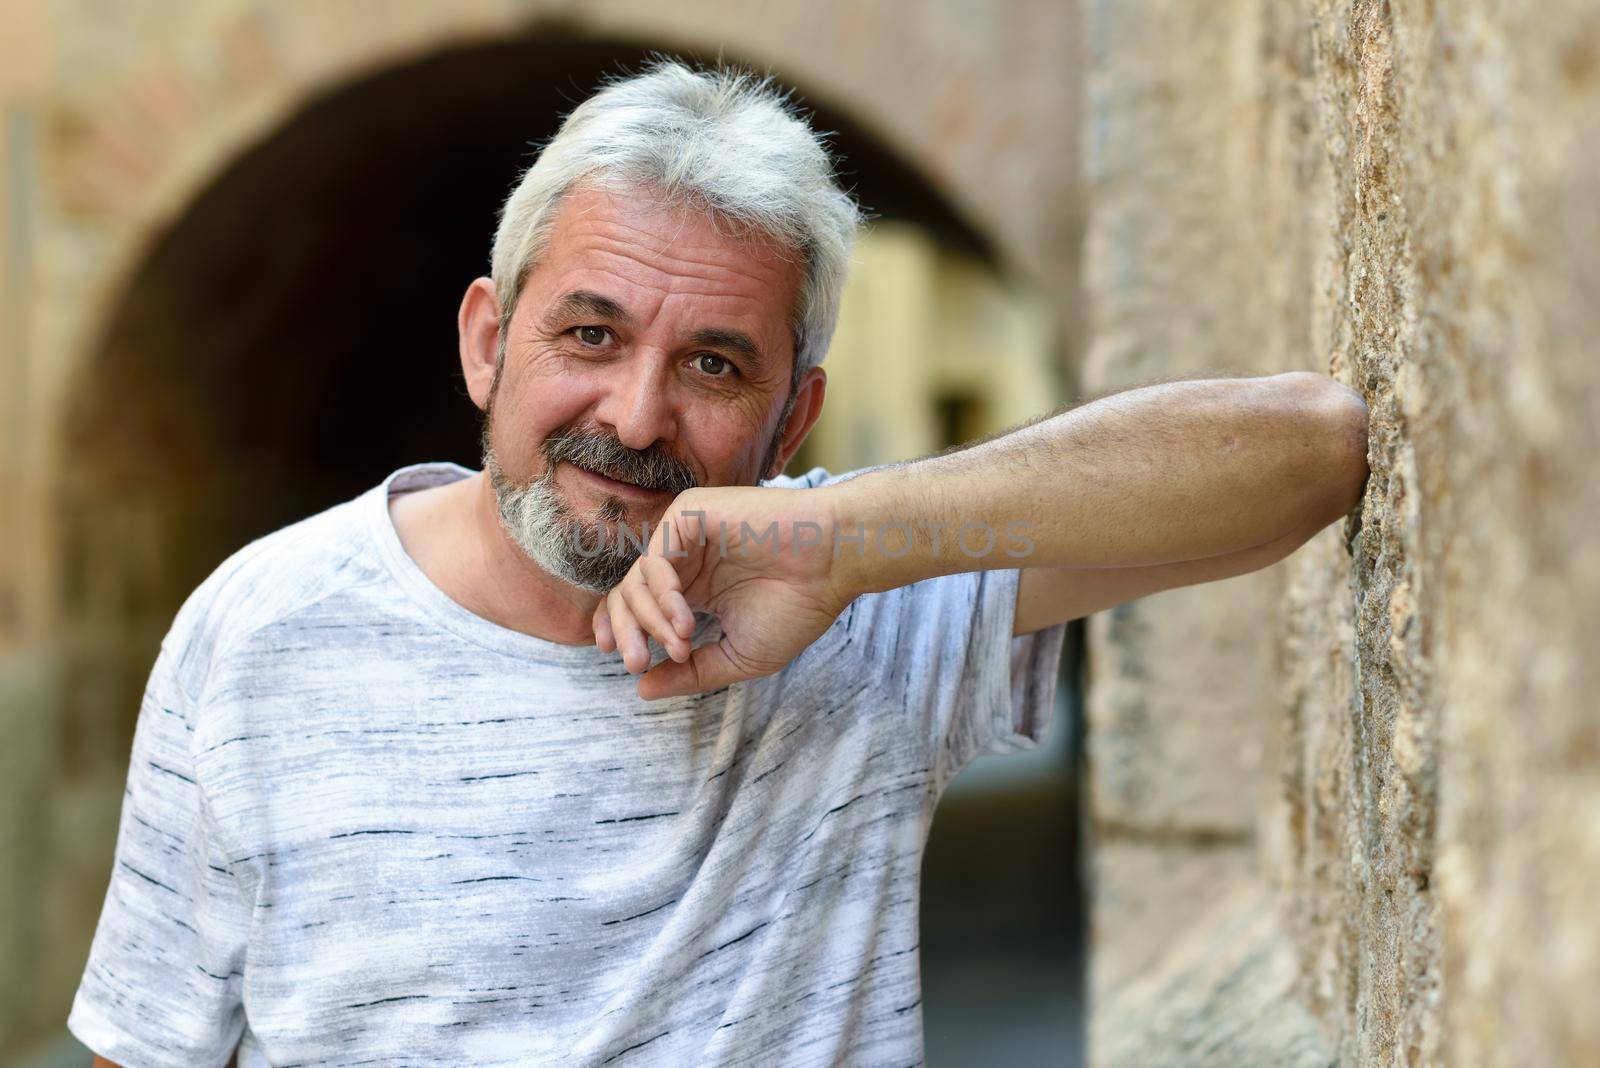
[484,448,638,593]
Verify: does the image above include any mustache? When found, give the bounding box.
[541,427,698,496]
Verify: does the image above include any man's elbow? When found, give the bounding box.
[1276,371,1372,523]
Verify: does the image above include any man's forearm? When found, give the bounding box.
[819,371,1370,597]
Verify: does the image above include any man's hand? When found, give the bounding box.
[593,486,852,700]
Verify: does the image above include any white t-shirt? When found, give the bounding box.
[68,461,1066,1067]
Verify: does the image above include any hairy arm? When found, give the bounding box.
[1011,498,1351,630]
[822,371,1370,631]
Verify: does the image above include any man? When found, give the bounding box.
[70,59,1369,1067]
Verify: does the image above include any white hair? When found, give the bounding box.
[490,57,867,385]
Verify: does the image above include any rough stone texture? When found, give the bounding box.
[1086,839,1258,998]
[1085,1,1600,1065]
[1323,4,1600,1064]
[1092,883,1335,1068]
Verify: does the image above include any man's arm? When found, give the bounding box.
[597,372,1368,698]
[825,371,1370,633]
[68,638,251,1063]
[1011,498,1349,633]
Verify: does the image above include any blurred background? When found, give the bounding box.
[0,3,1086,1065]
[11,3,1600,1067]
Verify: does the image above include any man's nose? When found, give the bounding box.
[595,353,678,451]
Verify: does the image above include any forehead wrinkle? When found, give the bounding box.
[582,244,793,302]
[585,236,739,278]
[582,211,713,258]
[588,219,787,268]
[584,196,775,253]
[563,184,799,269]
[580,212,797,277]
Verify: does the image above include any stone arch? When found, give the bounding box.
[41,3,1075,461]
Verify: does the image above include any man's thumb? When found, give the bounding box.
[637,639,744,700]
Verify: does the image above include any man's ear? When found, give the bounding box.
[459,277,503,412]
[765,367,828,479]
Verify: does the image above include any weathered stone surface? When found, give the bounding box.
[1087,583,1275,837]
[1088,839,1258,997]
[1085,0,1599,1064]
[1358,4,1600,1064]
[1091,883,1334,1068]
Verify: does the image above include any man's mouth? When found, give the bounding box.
[564,463,672,500]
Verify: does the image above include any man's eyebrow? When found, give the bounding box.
[544,289,771,375]
[688,328,769,376]
[542,289,634,328]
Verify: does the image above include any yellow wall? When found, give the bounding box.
[801,222,1062,473]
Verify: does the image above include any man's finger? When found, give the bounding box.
[622,578,690,663]
[607,587,650,674]
[640,555,695,638]
[637,639,745,700]
[592,597,616,653]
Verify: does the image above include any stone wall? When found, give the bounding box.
[1083,1,1600,1065]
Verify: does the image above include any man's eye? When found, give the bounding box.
[695,354,733,377]
[575,326,610,346]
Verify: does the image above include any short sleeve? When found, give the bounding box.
[67,642,250,1066]
[766,465,1067,789]
[854,567,1068,792]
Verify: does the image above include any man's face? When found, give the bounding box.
[478,183,810,590]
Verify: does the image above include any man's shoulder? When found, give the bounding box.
[163,487,385,700]
[760,464,888,491]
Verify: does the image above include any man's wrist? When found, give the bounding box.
[816,465,981,600]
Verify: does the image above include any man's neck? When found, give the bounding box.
[388,470,602,646]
